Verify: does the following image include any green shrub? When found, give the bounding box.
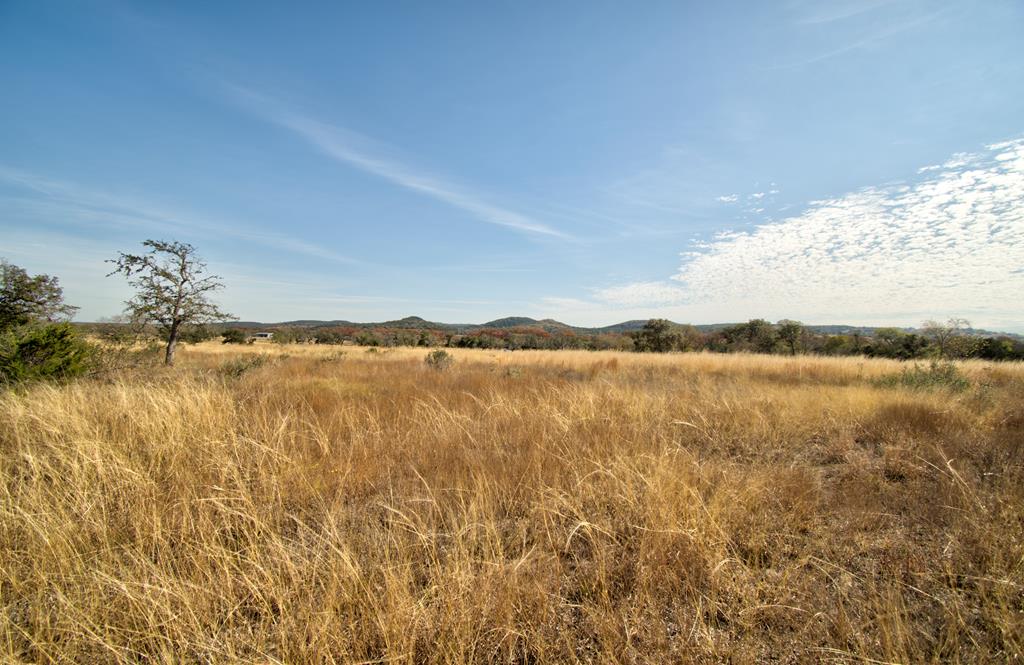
[315,331,346,345]
[219,354,272,378]
[177,325,217,344]
[875,359,970,392]
[0,323,94,384]
[355,332,380,347]
[425,349,454,370]
[221,329,251,345]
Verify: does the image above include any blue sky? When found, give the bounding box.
[2,1,1023,331]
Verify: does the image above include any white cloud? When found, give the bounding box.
[567,138,1024,331]
[594,281,687,306]
[716,194,739,203]
[942,152,975,170]
[539,296,592,309]
[668,138,1024,328]
[224,85,567,239]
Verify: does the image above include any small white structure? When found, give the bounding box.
[251,331,274,341]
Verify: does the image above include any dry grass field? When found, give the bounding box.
[2,342,1022,663]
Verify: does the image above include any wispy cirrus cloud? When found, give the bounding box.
[0,165,362,266]
[794,0,896,25]
[589,138,1024,330]
[224,85,568,239]
[772,7,951,70]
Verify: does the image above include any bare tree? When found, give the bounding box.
[107,240,233,366]
[921,317,970,358]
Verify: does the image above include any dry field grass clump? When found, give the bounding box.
[2,343,1023,663]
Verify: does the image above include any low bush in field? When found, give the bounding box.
[875,359,970,391]
[219,354,272,378]
[424,349,454,370]
[221,328,251,345]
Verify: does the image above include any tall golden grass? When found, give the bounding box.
[2,343,1022,663]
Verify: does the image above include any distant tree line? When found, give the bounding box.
[78,312,1024,363]
[258,324,635,352]
[214,316,1024,361]
[627,317,1023,360]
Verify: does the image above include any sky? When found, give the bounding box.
[1,1,1023,332]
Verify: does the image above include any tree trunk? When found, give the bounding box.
[165,321,180,366]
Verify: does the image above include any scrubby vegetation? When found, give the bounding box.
[164,316,1024,361]
[2,342,1022,662]
[875,359,972,392]
[220,328,252,345]
[424,349,454,370]
[0,260,94,385]
[218,353,273,378]
[0,322,94,384]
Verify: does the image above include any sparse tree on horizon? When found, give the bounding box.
[631,319,683,352]
[108,240,233,366]
[921,317,970,358]
[777,319,804,355]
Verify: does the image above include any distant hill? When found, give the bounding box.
[482,316,545,328]
[205,317,1022,340]
[589,320,649,334]
[482,317,575,333]
[377,316,462,331]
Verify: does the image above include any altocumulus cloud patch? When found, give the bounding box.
[597,139,1024,328]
